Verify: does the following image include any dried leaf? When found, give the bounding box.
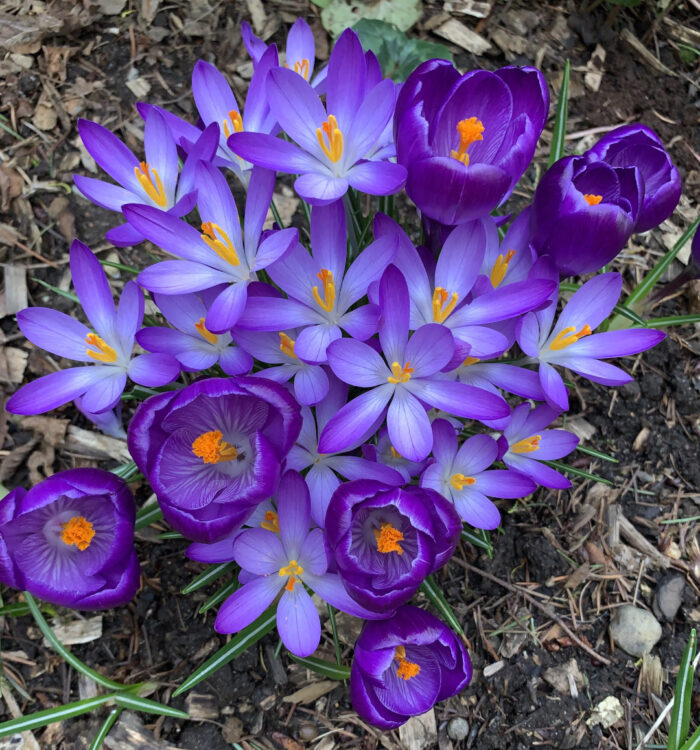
[33,97,57,131]
[434,18,492,54]
[398,709,437,750]
[45,616,103,647]
[1,266,28,319]
[282,680,338,704]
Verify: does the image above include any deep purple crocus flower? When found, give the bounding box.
[530,155,643,276]
[325,480,461,613]
[319,265,509,461]
[0,469,140,609]
[362,426,427,484]
[394,60,548,224]
[137,288,253,376]
[215,470,379,657]
[517,272,665,411]
[228,29,406,205]
[499,403,579,489]
[351,605,472,729]
[124,162,298,333]
[587,124,681,233]
[127,377,301,542]
[420,419,535,529]
[6,241,179,416]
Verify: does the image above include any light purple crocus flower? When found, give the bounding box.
[517,272,665,411]
[499,404,579,489]
[420,419,536,529]
[124,162,298,333]
[6,241,179,416]
[362,426,427,484]
[75,397,126,440]
[137,288,253,376]
[228,29,406,205]
[319,266,509,462]
[239,200,397,362]
[214,470,379,657]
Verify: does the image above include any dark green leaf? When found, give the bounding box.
[198,577,239,615]
[420,575,466,638]
[576,445,619,464]
[0,695,113,737]
[89,707,122,750]
[542,460,614,486]
[548,59,570,166]
[287,654,351,680]
[135,504,163,530]
[461,528,493,558]
[114,693,189,719]
[668,629,696,750]
[32,278,80,303]
[645,314,700,327]
[182,562,236,595]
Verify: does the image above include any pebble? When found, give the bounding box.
[653,574,685,622]
[447,717,470,741]
[609,604,662,657]
[298,723,319,741]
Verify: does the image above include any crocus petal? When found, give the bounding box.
[344,79,396,163]
[505,455,572,490]
[306,463,341,528]
[404,324,454,377]
[228,132,317,173]
[215,575,283,633]
[538,361,569,411]
[73,175,137,212]
[559,356,634,386]
[205,282,248,333]
[378,265,409,365]
[556,273,622,333]
[568,328,665,358]
[294,365,329,406]
[236,296,316,330]
[115,280,144,353]
[105,221,147,248]
[311,200,346,283]
[138,261,232,294]
[277,585,321,657]
[516,312,542,357]
[233,528,285,575]
[80,371,127,413]
[475,470,536,498]
[325,29,367,136]
[128,353,180,387]
[534,429,579,460]
[346,161,407,197]
[387,388,432,461]
[431,418,458,464]
[278,471,311,557]
[453,489,501,529]
[70,240,116,339]
[303,571,383,619]
[434,221,488,297]
[294,324,340,365]
[339,234,397,311]
[192,59,239,129]
[144,109,177,204]
[294,173,349,206]
[17,307,91,361]
[6,367,110,415]
[219,346,254,376]
[340,305,380,341]
[254,228,299,271]
[77,119,140,192]
[327,338,387,387]
[412,380,508,421]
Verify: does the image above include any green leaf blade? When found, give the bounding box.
[287,654,351,680]
[668,629,696,750]
[420,574,466,638]
[548,59,570,167]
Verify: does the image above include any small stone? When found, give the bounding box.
[587,696,624,729]
[447,717,470,741]
[653,574,685,622]
[609,604,662,657]
[298,723,319,741]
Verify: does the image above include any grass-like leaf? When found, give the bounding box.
[420,574,466,638]
[461,528,493,558]
[32,277,80,303]
[680,725,700,750]
[668,629,696,750]
[542,459,614,486]
[198,577,239,615]
[114,693,189,719]
[287,653,351,680]
[0,695,113,737]
[111,460,141,481]
[576,445,619,464]
[548,59,570,166]
[646,314,700,327]
[182,562,236,595]
[135,504,163,530]
[89,707,122,750]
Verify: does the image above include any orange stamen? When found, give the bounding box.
[222,109,244,138]
[584,193,602,206]
[373,522,404,555]
[462,356,480,367]
[450,117,484,166]
[432,287,458,323]
[511,435,541,454]
[261,510,280,533]
[450,473,476,490]
[549,324,592,351]
[312,269,336,312]
[134,161,167,207]
[279,559,304,591]
[316,115,343,162]
[192,430,238,464]
[279,332,297,358]
[85,333,118,363]
[201,221,240,266]
[60,515,95,551]
[195,317,218,345]
[490,249,516,287]
[394,646,421,680]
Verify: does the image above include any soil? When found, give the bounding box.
[0,1,699,749]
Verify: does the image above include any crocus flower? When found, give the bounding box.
[127,377,301,542]
[362,426,427,484]
[499,404,579,489]
[351,605,472,729]
[214,470,379,657]
[137,288,253,376]
[320,266,508,461]
[517,272,665,411]
[530,155,643,276]
[588,124,681,233]
[6,240,179,416]
[239,200,397,362]
[0,469,140,609]
[228,29,406,205]
[326,480,461,613]
[124,162,298,333]
[420,420,536,529]
[75,397,126,440]
[394,60,548,224]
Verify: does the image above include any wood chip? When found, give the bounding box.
[483,660,505,677]
[44,615,102,646]
[185,693,219,721]
[0,348,28,385]
[104,711,179,750]
[566,416,596,442]
[1,681,41,750]
[264,190,299,230]
[245,0,267,34]
[443,0,492,17]
[398,709,437,750]
[65,425,130,462]
[633,426,650,451]
[32,96,57,131]
[584,44,606,92]
[620,28,678,78]
[125,77,151,98]
[282,680,337,704]
[434,18,492,55]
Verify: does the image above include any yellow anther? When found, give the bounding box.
[584,193,602,206]
[60,515,95,551]
[462,356,480,367]
[394,646,421,680]
[373,522,404,555]
[279,332,297,358]
[195,317,218,345]
[511,435,541,454]
[201,222,240,266]
[312,268,336,312]
[316,114,343,163]
[192,430,239,464]
[294,59,310,79]
[450,473,476,490]
[222,109,244,138]
[549,324,592,351]
[387,361,413,384]
[261,510,279,533]
[390,446,402,459]
[490,249,516,287]
[279,559,304,591]
[432,287,458,323]
[134,161,167,207]
[85,333,118,363]
[449,117,484,166]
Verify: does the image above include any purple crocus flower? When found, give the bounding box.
[351,605,472,729]
[127,377,301,542]
[228,29,406,205]
[517,272,665,411]
[137,288,253,376]
[0,469,140,609]
[124,162,298,334]
[420,419,536,529]
[214,470,379,657]
[6,241,179,416]
[319,266,509,461]
[476,208,536,292]
[326,480,461,613]
[75,397,126,440]
[239,200,397,362]
[588,124,681,233]
[499,404,579,489]
[394,60,548,224]
[362,426,427,484]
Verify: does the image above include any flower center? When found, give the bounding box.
[312,269,336,312]
[462,356,480,367]
[387,361,413,384]
[195,317,218,345]
[511,434,541,454]
[279,332,297,358]
[490,249,516,287]
[134,161,168,207]
[549,324,592,351]
[373,522,404,555]
[279,559,304,591]
[316,115,343,163]
[432,287,458,323]
[60,515,95,551]
[584,193,602,206]
[394,646,421,680]
[287,59,310,79]
[191,430,239,464]
[201,222,240,267]
[222,109,244,139]
[261,510,279,533]
[450,473,476,490]
[85,333,118,363]
[450,117,484,166]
